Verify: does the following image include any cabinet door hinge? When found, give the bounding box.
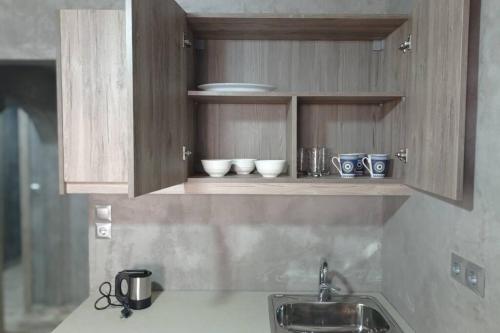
[395,148,408,164]
[182,33,192,48]
[399,34,412,53]
[182,146,192,161]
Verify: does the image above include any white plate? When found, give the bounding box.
[197,83,276,92]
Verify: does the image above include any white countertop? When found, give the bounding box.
[52,291,414,333]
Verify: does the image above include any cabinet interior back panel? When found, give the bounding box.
[298,103,404,178]
[194,104,287,174]
[196,40,384,92]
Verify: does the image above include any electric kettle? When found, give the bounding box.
[115,269,152,310]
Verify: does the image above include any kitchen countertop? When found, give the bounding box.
[52,291,414,333]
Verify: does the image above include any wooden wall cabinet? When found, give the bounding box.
[57,0,471,200]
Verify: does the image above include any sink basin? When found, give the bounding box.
[269,294,402,333]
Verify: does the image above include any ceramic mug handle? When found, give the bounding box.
[362,157,373,177]
[331,157,343,176]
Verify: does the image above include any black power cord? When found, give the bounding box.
[94,281,133,318]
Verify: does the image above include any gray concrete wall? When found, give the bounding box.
[0,0,123,60]
[381,0,500,331]
[0,0,405,60]
[89,195,401,293]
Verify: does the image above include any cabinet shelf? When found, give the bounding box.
[188,91,404,105]
[64,179,412,196]
[187,14,409,41]
[188,174,293,183]
[188,91,292,104]
[174,174,409,195]
[187,174,400,184]
[156,181,412,196]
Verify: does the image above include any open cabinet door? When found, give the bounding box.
[126,0,189,197]
[404,0,470,200]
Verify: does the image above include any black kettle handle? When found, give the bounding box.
[115,271,130,305]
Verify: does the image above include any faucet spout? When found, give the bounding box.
[318,258,340,302]
[319,258,328,286]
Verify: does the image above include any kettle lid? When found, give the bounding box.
[120,269,152,278]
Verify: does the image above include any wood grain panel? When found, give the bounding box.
[187,14,408,41]
[194,103,288,174]
[287,97,298,178]
[155,182,413,196]
[187,174,400,184]
[189,91,292,104]
[65,182,128,194]
[59,10,128,183]
[197,40,381,93]
[65,180,411,196]
[404,0,470,200]
[126,0,188,197]
[298,103,403,178]
[377,22,412,179]
[188,91,403,104]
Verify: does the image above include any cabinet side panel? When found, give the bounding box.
[60,10,128,183]
[405,0,470,199]
[57,13,65,194]
[128,0,188,197]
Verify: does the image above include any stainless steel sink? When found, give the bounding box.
[269,294,403,333]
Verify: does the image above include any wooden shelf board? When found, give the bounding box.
[65,179,411,196]
[188,173,400,184]
[298,93,404,104]
[188,91,292,104]
[157,182,412,196]
[188,91,404,105]
[187,14,409,41]
[188,174,294,183]
[296,175,401,183]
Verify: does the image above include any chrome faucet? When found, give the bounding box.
[318,258,340,302]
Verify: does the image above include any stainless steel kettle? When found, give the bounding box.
[115,269,152,310]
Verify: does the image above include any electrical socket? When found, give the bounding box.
[451,253,485,297]
[465,261,485,297]
[96,222,112,239]
[451,253,466,284]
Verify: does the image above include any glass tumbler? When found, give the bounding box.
[297,147,309,176]
[319,147,331,176]
[308,147,321,177]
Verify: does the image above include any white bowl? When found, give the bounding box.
[255,160,286,178]
[201,159,232,177]
[232,159,256,175]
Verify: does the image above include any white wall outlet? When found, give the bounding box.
[451,252,485,297]
[96,222,112,239]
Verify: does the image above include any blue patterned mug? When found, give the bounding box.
[362,154,390,178]
[331,154,359,178]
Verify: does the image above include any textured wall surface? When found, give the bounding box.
[0,0,407,60]
[381,0,500,331]
[0,0,123,60]
[88,195,404,293]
